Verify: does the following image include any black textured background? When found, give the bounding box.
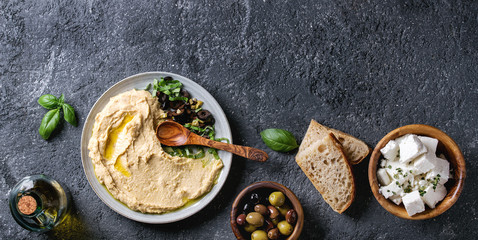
[1,0,477,239]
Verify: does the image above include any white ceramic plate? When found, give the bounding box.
[80,72,232,224]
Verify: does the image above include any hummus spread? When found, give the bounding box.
[88,90,223,213]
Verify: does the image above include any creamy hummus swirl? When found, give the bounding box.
[88,90,223,213]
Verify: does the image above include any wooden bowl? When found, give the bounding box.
[368,124,466,220]
[230,181,304,239]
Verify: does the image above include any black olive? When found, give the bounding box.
[160,101,169,110]
[175,114,189,125]
[185,109,196,120]
[180,89,190,99]
[164,76,173,81]
[157,92,168,103]
[171,109,185,117]
[169,101,184,109]
[197,110,212,120]
[250,193,260,204]
[205,117,215,125]
[243,203,254,213]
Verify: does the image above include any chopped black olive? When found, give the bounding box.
[180,89,191,99]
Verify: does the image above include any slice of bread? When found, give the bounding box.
[298,120,370,165]
[295,133,355,213]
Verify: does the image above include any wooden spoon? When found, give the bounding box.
[156,121,268,162]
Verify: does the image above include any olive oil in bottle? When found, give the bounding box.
[9,174,70,232]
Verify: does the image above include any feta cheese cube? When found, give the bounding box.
[389,195,402,205]
[421,184,447,208]
[380,159,387,168]
[385,161,413,185]
[418,136,438,155]
[426,157,450,185]
[395,135,406,145]
[381,140,399,160]
[418,180,427,187]
[377,168,392,186]
[412,175,428,190]
[413,153,435,174]
[399,134,427,163]
[380,182,403,199]
[402,191,425,216]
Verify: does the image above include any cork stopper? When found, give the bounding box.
[17,195,37,215]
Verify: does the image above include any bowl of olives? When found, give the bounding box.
[230,181,304,240]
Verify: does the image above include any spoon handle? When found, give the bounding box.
[188,135,268,162]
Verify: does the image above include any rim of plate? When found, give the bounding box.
[80,72,232,224]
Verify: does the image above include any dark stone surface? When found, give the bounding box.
[1,0,477,239]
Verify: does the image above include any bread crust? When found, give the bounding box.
[298,120,371,164]
[328,133,356,213]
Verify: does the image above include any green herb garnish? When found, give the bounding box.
[38,94,77,139]
[419,189,427,196]
[152,78,188,101]
[432,175,440,190]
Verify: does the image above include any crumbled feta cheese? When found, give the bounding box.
[402,191,425,216]
[418,136,438,155]
[413,153,435,174]
[381,140,399,160]
[421,184,447,208]
[377,168,391,186]
[399,134,427,163]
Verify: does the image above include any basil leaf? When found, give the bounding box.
[38,94,59,109]
[260,128,299,152]
[58,94,65,104]
[39,108,61,140]
[62,103,78,127]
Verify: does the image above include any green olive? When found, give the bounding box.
[277,220,294,236]
[277,204,290,216]
[244,223,257,233]
[269,191,286,207]
[246,212,264,227]
[251,230,268,240]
